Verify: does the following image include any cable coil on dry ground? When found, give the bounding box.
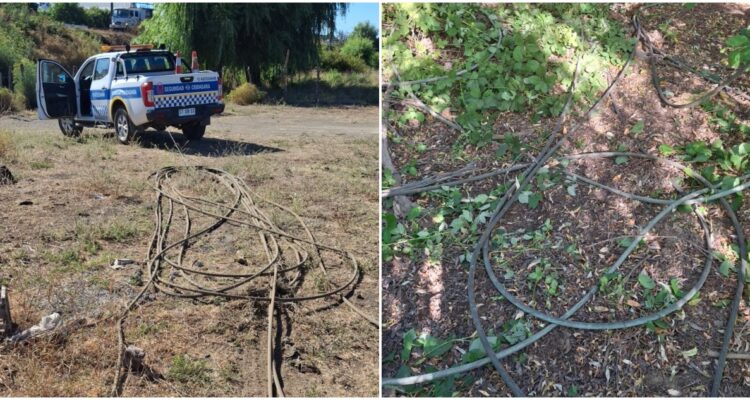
[111,165,376,397]
[383,6,748,396]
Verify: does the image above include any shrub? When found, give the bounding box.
[168,354,211,384]
[13,59,35,109]
[0,88,13,114]
[0,130,15,162]
[228,83,265,105]
[0,87,25,113]
[340,35,377,69]
[319,47,367,73]
[50,3,87,26]
[84,7,110,29]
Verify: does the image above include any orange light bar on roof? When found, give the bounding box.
[100,44,154,52]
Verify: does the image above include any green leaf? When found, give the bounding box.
[496,143,509,158]
[669,278,684,298]
[631,120,645,134]
[566,184,577,196]
[638,272,656,290]
[719,260,734,277]
[727,35,750,48]
[406,206,421,220]
[420,335,453,359]
[416,143,427,153]
[528,266,544,282]
[615,156,628,165]
[475,194,489,204]
[518,191,531,204]
[401,328,417,361]
[653,319,670,329]
[463,336,499,362]
[395,364,412,378]
[658,144,676,156]
[729,51,742,69]
[528,192,543,209]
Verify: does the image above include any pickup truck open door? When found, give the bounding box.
[36,59,76,120]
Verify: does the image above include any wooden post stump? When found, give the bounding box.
[0,286,12,338]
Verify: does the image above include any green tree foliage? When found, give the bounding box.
[50,3,87,26]
[0,4,98,108]
[84,7,111,29]
[320,46,367,72]
[12,59,35,108]
[341,35,377,69]
[351,21,379,48]
[136,3,347,83]
[48,3,110,29]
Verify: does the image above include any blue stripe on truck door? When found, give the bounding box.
[90,82,216,101]
[90,87,141,100]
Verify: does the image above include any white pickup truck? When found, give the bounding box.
[36,47,224,144]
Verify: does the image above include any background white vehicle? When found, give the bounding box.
[110,7,152,30]
[35,46,225,144]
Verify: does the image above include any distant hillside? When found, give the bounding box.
[0,4,130,111]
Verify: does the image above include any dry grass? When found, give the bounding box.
[0,105,378,396]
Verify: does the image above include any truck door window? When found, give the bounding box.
[80,60,95,81]
[93,58,110,81]
[42,63,69,84]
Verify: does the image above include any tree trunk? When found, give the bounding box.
[251,69,261,87]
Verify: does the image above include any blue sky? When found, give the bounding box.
[336,3,379,36]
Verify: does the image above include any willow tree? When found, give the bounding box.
[135,3,346,83]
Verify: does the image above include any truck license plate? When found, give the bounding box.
[178,107,196,117]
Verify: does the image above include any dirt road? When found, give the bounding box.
[0,104,379,396]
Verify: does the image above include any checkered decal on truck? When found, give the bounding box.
[154,92,218,108]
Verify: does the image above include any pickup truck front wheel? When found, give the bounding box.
[114,107,139,144]
[58,118,82,137]
[182,123,206,141]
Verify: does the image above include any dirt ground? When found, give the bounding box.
[383,3,750,397]
[0,104,379,396]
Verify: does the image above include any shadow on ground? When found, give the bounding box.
[264,82,378,107]
[136,129,282,157]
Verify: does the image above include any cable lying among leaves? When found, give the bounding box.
[111,166,376,397]
[382,7,749,397]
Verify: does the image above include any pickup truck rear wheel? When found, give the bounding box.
[58,117,82,137]
[114,107,138,144]
[182,123,206,140]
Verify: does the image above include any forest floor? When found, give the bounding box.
[383,3,750,397]
[0,104,379,396]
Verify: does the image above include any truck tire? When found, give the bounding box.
[58,117,82,137]
[182,123,206,140]
[114,106,139,144]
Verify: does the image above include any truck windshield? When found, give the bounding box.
[113,9,129,18]
[120,53,175,74]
